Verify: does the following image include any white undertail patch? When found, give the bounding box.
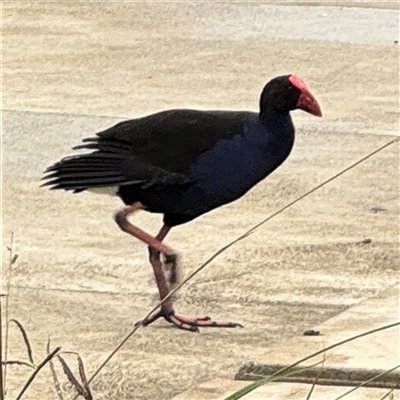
[87,186,119,196]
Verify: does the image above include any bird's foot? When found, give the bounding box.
[136,307,243,332]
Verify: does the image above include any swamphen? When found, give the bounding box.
[42,74,322,332]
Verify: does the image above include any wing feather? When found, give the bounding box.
[42,109,254,192]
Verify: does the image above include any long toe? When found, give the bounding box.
[136,306,243,332]
[172,313,244,330]
[136,309,165,327]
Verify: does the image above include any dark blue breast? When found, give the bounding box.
[144,115,295,216]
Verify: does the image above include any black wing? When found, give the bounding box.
[42,109,254,192]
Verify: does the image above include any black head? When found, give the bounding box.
[259,75,322,118]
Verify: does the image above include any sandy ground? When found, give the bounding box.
[2,1,399,399]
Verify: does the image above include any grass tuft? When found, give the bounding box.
[1,234,63,399]
[57,352,93,400]
[48,338,64,400]
[15,347,61,400]
[8,319,35,367]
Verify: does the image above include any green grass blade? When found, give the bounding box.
[223,321,400,400]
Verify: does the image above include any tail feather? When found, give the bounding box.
[42,134,188,193]
[42,151,144,191]
[73,136,133,154]
[43,170,122,181]
[73,142,131,153]
[46,176,130,191]
[44,160,121,173]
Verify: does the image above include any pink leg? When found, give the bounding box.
[154,224,180,288]
[115,203,243,332]
[114,203,175,257]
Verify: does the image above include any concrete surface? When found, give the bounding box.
[173,285,400,399]
[172,378,396,400]
[2,1,399,399]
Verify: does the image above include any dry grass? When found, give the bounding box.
[1,237,93,400]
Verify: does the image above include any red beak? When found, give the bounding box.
[297,89,322,117]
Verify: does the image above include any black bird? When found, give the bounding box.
[42,74,322,332]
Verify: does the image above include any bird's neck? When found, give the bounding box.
[259,110,294,140]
